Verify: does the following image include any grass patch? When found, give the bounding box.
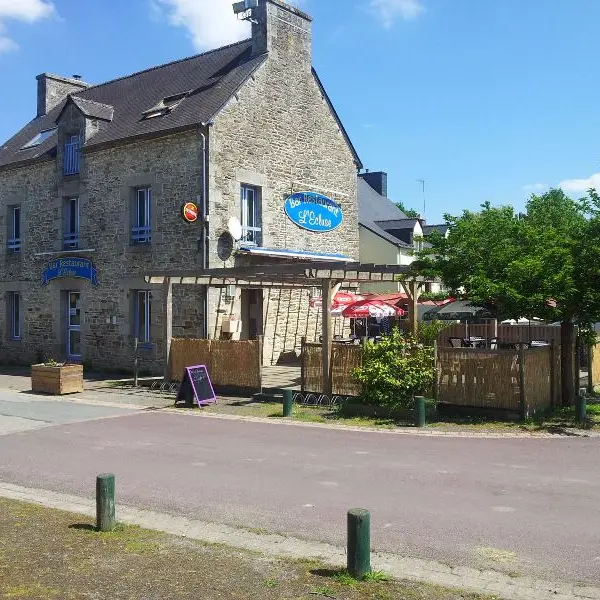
[201,395,600,434]
[0,497,494,600]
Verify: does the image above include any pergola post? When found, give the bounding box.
[164,277,173,382]
[321,279,334,395]
[401,279,420,336]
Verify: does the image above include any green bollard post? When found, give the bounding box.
[96,473,116,532]
[577,388,587,426]
[347,508,371,579]
[283,389,293,417]
[415,395,426,428]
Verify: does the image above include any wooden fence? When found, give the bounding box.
[437,323,562,347]
[169,338,262,390]
[437,346,560,416]
[590,339,600,388]
[301,341,362,397]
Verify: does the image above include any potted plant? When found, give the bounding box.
[31,359,84,395]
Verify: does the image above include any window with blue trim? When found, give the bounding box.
[241,184,261,246]
[132,188,152,245]
[8,292,21,340]
[7,206,21,254]
[63,197,79,249]
[134,290,152,344]
[64,135,80,175]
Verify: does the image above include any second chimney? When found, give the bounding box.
[36,73,90,117]
[359,171,388,198]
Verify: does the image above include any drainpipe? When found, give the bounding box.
[200,126,209,339]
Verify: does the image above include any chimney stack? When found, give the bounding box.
[248,0,312,68]
[36,73,90,117]
[359,171,388,198]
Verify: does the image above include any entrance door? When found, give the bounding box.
[241,289,263,340]
[67,292,82,361]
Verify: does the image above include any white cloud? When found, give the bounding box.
[0,0,55,53]
[369,0,424,28]
[156,0,251,51]
[559,173,600,193]
[523,183,548,193]
[156,0,307,51]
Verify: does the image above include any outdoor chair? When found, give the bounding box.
[449,337,465,348]
[489,337,498,350]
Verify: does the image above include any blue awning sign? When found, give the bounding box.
[41,258,98,286]
[284,191,343,233]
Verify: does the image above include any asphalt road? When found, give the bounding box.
[0,400,598,586]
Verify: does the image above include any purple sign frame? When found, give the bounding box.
[185,365,217,407]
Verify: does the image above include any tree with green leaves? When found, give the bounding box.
[396,201,420,218]
[415,188,600,406]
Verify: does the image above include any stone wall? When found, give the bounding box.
[0,130,207,373]
[0,0,360,372]
[208,0,359,363]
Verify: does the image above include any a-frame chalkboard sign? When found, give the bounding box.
[177,365,217,407]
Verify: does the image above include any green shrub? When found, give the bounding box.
[417,320,449,347]
[352,329,435,409]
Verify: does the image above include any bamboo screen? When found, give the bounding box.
[169,339,261,389]
[437,348,521,409]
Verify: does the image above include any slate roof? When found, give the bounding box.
[357,177,412,248]
[69,97,114,122]
[0,38,362,172]
[0,39,266,169]
[423,224,449,236]
[375,218,419,231]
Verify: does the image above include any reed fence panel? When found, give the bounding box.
[169,338,261,389]
[331,345,362,396]
[523,347,552,415]
[591,340,600,388]
[301,342,323,393]
[437,348,521,410]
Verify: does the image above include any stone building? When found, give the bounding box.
[0,0,362,372]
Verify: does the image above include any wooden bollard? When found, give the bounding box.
[96,473,116,532]
[347,508,371,579]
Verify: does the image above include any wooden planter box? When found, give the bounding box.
[31,364,84,395]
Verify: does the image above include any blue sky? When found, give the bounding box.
[1,0,599,223]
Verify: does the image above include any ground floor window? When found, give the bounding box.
[8,292,21,340]
[134,290,152,344]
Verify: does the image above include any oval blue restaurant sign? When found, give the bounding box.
[284,192,343,233]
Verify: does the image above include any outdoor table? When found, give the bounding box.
[530,340,550,347]
[464,337,486,348]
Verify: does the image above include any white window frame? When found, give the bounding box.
[132,188,152,244]
[241,184,261,246]
[9,292,21,340]
[134,290,152,344]
[64,197,80,249]
[8,206,21,253]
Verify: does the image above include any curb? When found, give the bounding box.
[0,482,596,600]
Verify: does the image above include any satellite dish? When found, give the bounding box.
[228,217,243,241]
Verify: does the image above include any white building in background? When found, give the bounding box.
[357,171,448,296]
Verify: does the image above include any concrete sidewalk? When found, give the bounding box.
[0,368,175,409]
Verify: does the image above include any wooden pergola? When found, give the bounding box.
[145,261,431,393]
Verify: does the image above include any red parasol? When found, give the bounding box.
[342,299,405,319]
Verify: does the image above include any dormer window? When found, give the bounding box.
[20,128,56,150]
[141,91,191,120]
